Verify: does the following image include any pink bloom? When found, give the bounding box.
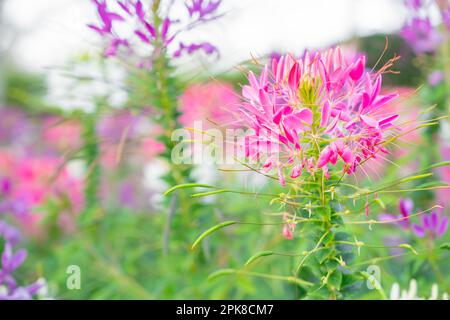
[0,149,84,237]
[178,82,240,130]
[428,71,444,86]
[141,137,166,160]
[401,17,443,54]
[404,0,423,10]
[42,116,82,152]
[282,213,296,240]
[441,4,450,30]
[236,48,398,185]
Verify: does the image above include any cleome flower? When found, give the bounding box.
[88,0,222,61]
[237,47,399,186]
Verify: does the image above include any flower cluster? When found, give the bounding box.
[88,0,222,61]
[401,0,449,54]
[178,82,240,130]
[0,150,84,236]
[237,48,399,185]
[0,222,49,300]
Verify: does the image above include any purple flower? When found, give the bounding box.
[379,198,413,229]
[88,0,223,60]
[400,17,443,54]
[443,6,450,30]
[88,0,124,35]
[0,177,11,196]
[404,0,423,11]
[412,209,448,238]
[379,198,449,239]
[428,70,444,86]
[173,42,218,58]
[186,0,222,19]
[0,222,21,246]
[0,228,48,300]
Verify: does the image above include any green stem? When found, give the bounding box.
[83,112,100,210]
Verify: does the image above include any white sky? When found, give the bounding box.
[1,0,414,110]
[2,0,409,71]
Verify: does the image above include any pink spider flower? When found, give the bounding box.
[42,116,82,153]
[236,47,399,186]
[0,150,84,237]
[281,213,296,240]
[178,82,240,130]
[88,0,221,61]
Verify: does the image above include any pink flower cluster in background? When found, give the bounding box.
[0,149,84,236]
[178,82,240,130]
[237,48,399,186]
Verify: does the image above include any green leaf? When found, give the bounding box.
[341,274,361,290]
[191,221,237,250]
[374,198,386,210]
[208,269,236,282]
[163,183,215,196]
[324,259,339,272]
[428,161,450,169]
[244,251,274,266]
[327,269,342,291]
[440,243,450,250]
[191,189,230,198]
[398,243,418,255]
[315,247,334,264]
[398,173,433,184]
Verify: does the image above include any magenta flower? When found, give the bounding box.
[379,198,414,229]
[186,0,222,19]
[88,0,221,60]
[404,0,423,10]
[400,17,443,54]
[443,6,450,30]
[412,209,448,238]
[236,48,398,185]
[0,150,84,236]
[178,82,240,130]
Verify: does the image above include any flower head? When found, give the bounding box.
[88,0,221,61]
[178,82,240,130]
[401,17,443,54]
[412,209,448,238]
[379,198,414,229]
[0,233,49,300]
[236,48,398,185]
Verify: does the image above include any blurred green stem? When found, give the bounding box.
[83,112,101,210]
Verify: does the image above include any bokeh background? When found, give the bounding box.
[0,0,449,300]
